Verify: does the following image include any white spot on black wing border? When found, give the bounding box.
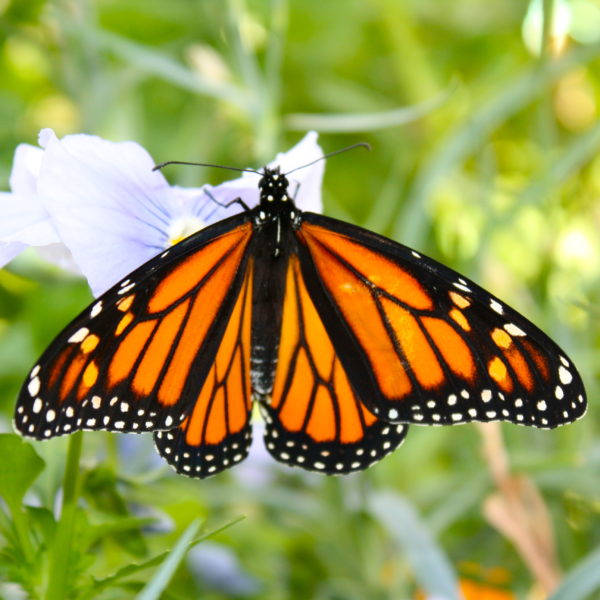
[259,404,408,475]
[153,420,253,479]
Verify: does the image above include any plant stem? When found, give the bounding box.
[44,432,84,600]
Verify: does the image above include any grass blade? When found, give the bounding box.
[135,519,201,600]
[548,547,600,600]
[369,490,462,600]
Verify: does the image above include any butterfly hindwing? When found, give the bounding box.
[15,216,254,440]
[154,262,254,478]
[259,254,408,475]
[296,213,586,429]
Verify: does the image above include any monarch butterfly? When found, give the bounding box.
[14,161,586,477]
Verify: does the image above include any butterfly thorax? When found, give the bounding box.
[255,167,300,231]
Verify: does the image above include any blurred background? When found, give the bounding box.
[0,0,598,598]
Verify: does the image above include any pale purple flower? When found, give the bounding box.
[1,129,324,296]
[0,143,61,266]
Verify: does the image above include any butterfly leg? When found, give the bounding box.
[204,187,250,211]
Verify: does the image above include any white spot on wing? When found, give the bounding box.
[28,377,40,397]
[453,282,471,293]
[69,327,89,343]
[117,283,135,295]
[490,299,503,314]
[504,323,526,336]
[559,366,573,385]
[90,301,103,318]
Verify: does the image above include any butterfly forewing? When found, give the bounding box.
[296,214,586,429]
[260,254,408,474]
[15,217,254,440]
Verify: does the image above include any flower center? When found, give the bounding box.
[167,216,206,247]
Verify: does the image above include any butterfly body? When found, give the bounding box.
[14,165,586,477]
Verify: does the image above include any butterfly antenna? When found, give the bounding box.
[152,160,262,176]
[284,142,371,176]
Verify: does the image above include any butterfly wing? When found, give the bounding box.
[15,216,254,440]
[295,213,586,428]
[259,254,408,474]
[154,261,254,478]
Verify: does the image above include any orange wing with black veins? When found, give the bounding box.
[295,216,586,429]
[260,255,408,474]
[15,220,254,444]
[154,262,254,477]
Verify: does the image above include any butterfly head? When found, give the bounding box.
[258,167,292,206]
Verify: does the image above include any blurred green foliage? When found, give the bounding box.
[0,0,598,598]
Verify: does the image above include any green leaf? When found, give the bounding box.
[284,86,452,132]
[61,21,247,107]
[25,506,57,547]
[0,434,44,510]
[521,118,600,207]
[369,490,461,600]
[84,515,156,548]
[136,518,201,600]
[398,41,600,245]
[86,516,245,598]
[548,547,600,600]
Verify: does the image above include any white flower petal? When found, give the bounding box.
[3,130,325,296]
[9,144,43,196]
[38,131,182,296]
[276,132,323,213]
[206,132,324,214]
[0,144,60,262]
[36,243,80,274]
[0,191,59,247]
[0,241,26,267]
[169,185,238,230]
